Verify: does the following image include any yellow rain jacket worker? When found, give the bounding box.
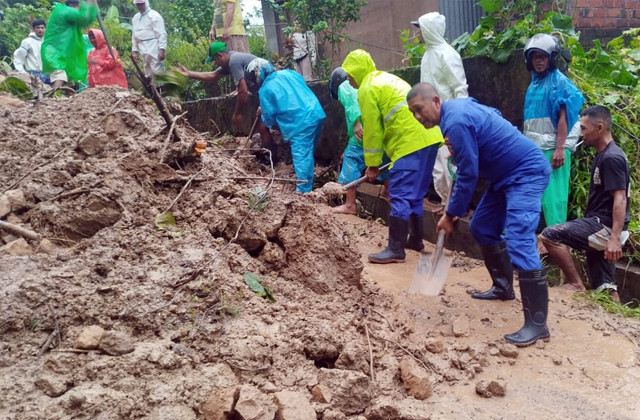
[342,49,443,264]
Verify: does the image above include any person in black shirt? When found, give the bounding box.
[540,106,630,303]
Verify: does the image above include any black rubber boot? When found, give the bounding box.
[472,241,516,301]
[406,214,424,252]
[504,269,550,346]
[369,216,408,263]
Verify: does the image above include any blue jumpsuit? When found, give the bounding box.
[259,70,326,193]
[441,98,551,270]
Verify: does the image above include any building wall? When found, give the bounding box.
[337,0,439,70]
[573,0,640,45]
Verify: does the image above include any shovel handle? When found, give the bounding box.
[343,162,391,189]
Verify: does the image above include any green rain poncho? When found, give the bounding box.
[41,1,97,81]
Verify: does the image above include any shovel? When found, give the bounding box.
[343,162,391,189]
[407,181,455,296]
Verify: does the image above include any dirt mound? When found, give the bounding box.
[0,87,443,419]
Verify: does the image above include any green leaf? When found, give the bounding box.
[154,212,176,229]
[602,94,621,105]
[243,272,276,302]
[0,76,32,100]
[477,0,503,15]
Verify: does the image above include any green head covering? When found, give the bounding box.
[206,41,228,63]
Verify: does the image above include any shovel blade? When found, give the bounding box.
[407,252,452,296]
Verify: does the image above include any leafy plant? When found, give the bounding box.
[399,29,424,67]
[248,186,269,211]
[0,76,32,100]
[243,272,275,302]
[263,0,367,78]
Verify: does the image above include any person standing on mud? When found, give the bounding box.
[413,12,468,209]
[176,41,257,128]
[523,34,584,230]
[41,0,98,89]
[327,67,389,215]
[341,50,443,264]
[540,106,630,303]
[407,83,551,347]
[246,58,325,193]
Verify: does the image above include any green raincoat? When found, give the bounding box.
[342,49,443,167]
[41,1,97,81]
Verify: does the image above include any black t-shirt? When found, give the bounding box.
[585,141,630,229]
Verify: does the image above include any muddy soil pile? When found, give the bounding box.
[0,87,488,420]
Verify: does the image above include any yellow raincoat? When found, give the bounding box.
[342,49,443,167]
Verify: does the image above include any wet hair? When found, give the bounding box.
[32,19,46,28]
[580,106,612,131]
[65,0,80,6]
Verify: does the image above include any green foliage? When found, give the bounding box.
[248,186,269,211]
[154,211,176,229]
[399,29,424,67]
[0,76,32,99]
[154,68,187,98]
[576,290,640,318]
[164,37,210,100]
[0,0,51,58]
[264,0,367,78]
[247,25,271,60]
[243,272,275,302]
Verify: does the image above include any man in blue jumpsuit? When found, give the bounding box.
[245,58,326,193]
[407,83,552,347]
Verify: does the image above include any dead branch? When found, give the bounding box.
[229,176,306,184]
[164,167,205,213]
[365,324,376,382]
[209,119,222,137]
[51,348,95,354]
[159,111,188,163]
[223,360,270,372]
[0,220,39,241]
[371,308,395,331]
[604,320,637,347]
[38,328,59,356]
[45,188,91,203]
[234,115,260,156]
[130,56,174,128]
[367,328,438,375]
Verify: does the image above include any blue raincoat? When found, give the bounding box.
[441,98,551,270]
[523,69,584,226]
[259,69,325,193]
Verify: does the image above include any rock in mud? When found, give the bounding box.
[552,356,563,365]
[273,390,315,419]
[475,379,507,398]
[399,358,433,400]
[234,385,277,420]
[499,343,519,358]
[322,410,347,420]
[35,374,71,397]
[364,397,430,420]
[318,368,371,415]
[535,339,546,349]
[202,387,237,420]
[0,238,33,256]
[4,189,27,212]
[76,131,108,156]
[98,330,134,356]
[452,317,470,337]
[0,193,10,218]
[311,384,332,403]
[74,325,105,350]
[425,338,445,354]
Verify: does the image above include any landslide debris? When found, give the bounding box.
[0,87,489,419]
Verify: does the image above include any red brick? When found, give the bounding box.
[611,0,624,7]
[594,8,608,18]
[606,8,621,17]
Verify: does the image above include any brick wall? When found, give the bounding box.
[574,0,640,45]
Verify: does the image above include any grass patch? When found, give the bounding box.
[574,290,640,319]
